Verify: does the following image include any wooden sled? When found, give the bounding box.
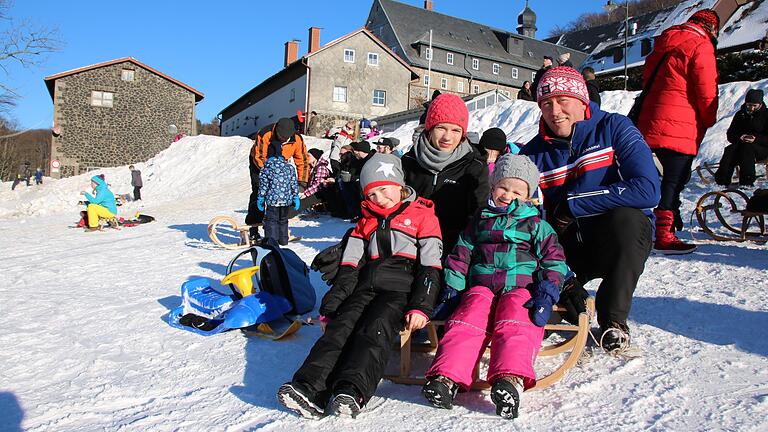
[695,189,767,243]
[208,216,257,250]
[385,297,595,391]
[695,160,768,185]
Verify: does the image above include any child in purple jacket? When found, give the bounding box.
[422,154,568,420]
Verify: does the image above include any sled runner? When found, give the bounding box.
[168,238,316,338]
[694,189,767,243]
[207,215,302,249]
[695,160,768,185]
[385,298,595,391]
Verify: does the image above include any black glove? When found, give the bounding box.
[310,228,357,286]
[558,276,589,325]
[551,200,574,235]
[319,266,358,318]
[431,286,462,320]
[311,242,343,286]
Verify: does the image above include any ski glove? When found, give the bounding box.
[551,199,574,236]
[524,280,560,327]
[257,197,265,211]
[310,228,358,286]
[293,196,301,211]
[431,286,462,320]
[319,265,359,318]
[558,276,589,325]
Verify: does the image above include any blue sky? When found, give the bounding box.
[6,0,612,130]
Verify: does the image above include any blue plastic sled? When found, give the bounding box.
[168,277,292,336]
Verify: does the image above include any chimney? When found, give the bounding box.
[284,40,299,67]
[308,27,321,54]
[424,0,433,11]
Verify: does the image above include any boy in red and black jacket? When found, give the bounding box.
[278,153,442,420]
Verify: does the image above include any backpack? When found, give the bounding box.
[360,118,371,129]
[226,237,316,315]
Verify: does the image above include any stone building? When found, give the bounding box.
[219,27,417,138]
[44,57,204,178]
[364,0,586,108]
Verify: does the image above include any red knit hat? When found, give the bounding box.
[424,93,469,136]
[688,9,720,34]
[536,66,590,107]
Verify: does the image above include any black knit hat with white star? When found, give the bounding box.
[359,153,405,194]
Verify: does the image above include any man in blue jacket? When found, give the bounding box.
[520,67,661,352]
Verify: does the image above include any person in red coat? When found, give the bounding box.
[637,9,720,254]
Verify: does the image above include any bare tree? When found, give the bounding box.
[0,0,61,110]
[547,0,680,38]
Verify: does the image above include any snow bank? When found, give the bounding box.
[2,79,767,220]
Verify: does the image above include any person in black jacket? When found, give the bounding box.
[715,89,768,187]
[277,153,442,420]
[401,93,490,257]
[531,56,552,102]
[582,67,601,107]
[518,81,534,101]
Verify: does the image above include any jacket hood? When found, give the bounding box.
[481,198,539,220]
[91,175,107,188]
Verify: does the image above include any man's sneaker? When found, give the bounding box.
[327,385,364,418]
[490,376,523,420]
[600,323,631,353]
[422,375,458,409]
[276,382,324,419]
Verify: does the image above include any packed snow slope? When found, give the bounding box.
[1,81,767,432]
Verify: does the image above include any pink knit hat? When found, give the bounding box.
[424,93,469,136]
[536,66,590,107]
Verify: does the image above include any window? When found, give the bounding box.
[333,86,347,102]
[512,67,518,79]
[531,71,536,81]
[236,118,240,129]
[368,52,379,66]
[91,91,113,107]
[425,47,432,60]
[457,81,464,93]
[472,58,479,70]
[493,63,500,75]
[641,39,653,57]
[121,69,134,81]
[373,89,386,106]
[423,75,430,86]
[473,84,480,94]
[446,52,454,65]
[344,49,355,63]
[440,78,448,89]
[613,46,623,63]
[289,88,295,102]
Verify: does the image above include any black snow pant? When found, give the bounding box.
[292,289,408,407]
[245,161,264,229]
[715,142,768,186]
[654,148,695,231]
[133,186,142,201]
[559,207,652,329]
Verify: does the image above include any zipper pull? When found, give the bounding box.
[433,174,438,186]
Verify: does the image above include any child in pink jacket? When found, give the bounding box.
[422,154,568,420]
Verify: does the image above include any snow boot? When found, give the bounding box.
[327,383,364,418]
[276,382,324,419]
[490,376,523,420]
[653,209,696,255]
[422,375,458,409]
[600,322,631,353]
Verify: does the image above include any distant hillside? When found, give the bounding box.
[548,0,680,38]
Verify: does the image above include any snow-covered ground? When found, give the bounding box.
[1,82,766,431]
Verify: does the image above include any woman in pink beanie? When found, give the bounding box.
[401,93,490,258]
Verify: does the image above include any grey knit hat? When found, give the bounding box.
[359,153,405,194]
[490,153,540,197]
